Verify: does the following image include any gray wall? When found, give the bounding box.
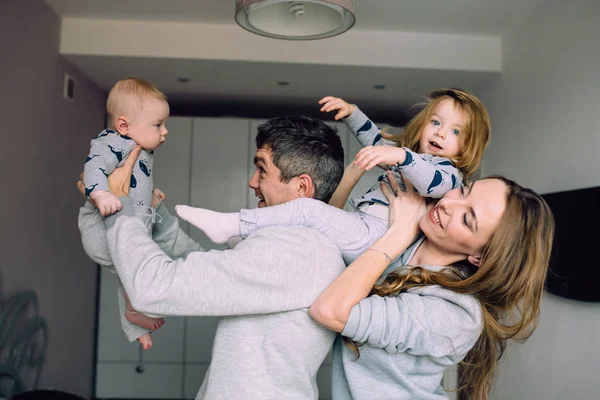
[0,0,106,396]
[477,0,600,398]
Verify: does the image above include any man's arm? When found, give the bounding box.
[106,197,344,317]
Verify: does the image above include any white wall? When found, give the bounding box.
[477,1,600,398]
[0,0,106,396]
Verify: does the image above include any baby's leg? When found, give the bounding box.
[239,198,385,264]
[175,206,240,243]
[78,201,113,266]
[123,289,165,331]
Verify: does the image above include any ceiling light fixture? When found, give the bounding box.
[235,0,356,40]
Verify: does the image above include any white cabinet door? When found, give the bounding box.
[153,116,194,235]
[189,117,250,250]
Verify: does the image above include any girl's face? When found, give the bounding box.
[420,179,507,262]
[419,98,466,159]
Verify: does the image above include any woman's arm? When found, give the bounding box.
[328,162,365,209]
[310,172,428,332]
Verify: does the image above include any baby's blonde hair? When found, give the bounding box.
[386,88,491,179]
[106,78,167,130]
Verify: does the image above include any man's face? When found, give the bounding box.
[248,147,300,208]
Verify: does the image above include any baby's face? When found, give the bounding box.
[127,96,170,150]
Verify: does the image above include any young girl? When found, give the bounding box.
[175,88,491,264]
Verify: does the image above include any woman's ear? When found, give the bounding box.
[467,253,482,267]
[115,116,129,136]
[297,174,315,199]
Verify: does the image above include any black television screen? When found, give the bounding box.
[542,186,600,302]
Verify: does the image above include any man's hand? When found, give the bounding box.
[318,96,356,120]
[91,190,123,216]
[108,145,142,197]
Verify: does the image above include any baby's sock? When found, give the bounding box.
[176,205,241,244]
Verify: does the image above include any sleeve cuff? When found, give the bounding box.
[340,303,361,339]
[104,196,134,228]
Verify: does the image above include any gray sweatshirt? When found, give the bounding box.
[105,198,346,400]
[333,237,483,400]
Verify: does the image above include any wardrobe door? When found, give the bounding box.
[189,117,250,250]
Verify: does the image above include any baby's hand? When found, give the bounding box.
[354,146,407,171]
[90,190,122,216]
[151,188,166,208]
[318,96,356,120]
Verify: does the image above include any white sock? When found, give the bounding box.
[175,205,241,244]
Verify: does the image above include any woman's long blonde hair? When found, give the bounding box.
[347,176,554,400]
[386,88,491,179]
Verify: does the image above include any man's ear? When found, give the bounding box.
[297,174,315,199]
[467,253,482,267]
[114,116,129,136]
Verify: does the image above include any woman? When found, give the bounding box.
[310,170,554,400]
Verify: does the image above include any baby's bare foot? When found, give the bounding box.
[126,310,165,331]
[123,289,165,331]
[138,333,152,350]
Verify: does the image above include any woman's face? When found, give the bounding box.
[420,179,507,260]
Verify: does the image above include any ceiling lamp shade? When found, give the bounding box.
[235,0,356,40]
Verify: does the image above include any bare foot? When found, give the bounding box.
[138,333,152,350]
[123,289,165,331]
[125,309,165,330]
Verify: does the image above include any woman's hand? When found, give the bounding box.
[318,96,355,120]
[108,145,142,197]
[354,146,406,171]
[381,170,428,239]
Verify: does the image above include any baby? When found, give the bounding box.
[80,77,169,350]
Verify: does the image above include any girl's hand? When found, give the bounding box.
[108,145,142,197]
[318,96,355,120]
[381,170,428,238]
[354,146,406,171]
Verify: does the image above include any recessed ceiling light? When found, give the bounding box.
[177,77,190,83]
[277,81,290,86]
[374,84,386,90]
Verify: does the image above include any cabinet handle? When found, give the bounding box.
[135,365,145,374]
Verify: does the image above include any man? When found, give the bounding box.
[91,116,346,400]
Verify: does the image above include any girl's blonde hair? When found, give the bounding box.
[106,77,167,130]
[347,176,554,400]
[386,88,491,179]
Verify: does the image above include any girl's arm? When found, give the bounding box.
[310,172,428,332]
[343,106,397,148]
[328,161,365,209]
[393,150,463,198]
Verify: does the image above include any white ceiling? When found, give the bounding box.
[45,0,542,35]
[45,0,543,115]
